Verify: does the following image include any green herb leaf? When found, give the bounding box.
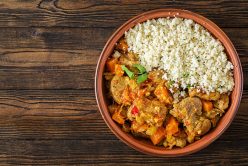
[137,73,148,84]
[186,84,192,89]
[133,64,146,74]
[121,65,134,79]
[183,72,189,78]
[168,80,174,85]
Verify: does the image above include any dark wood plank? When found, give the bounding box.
[0,27,112,89]
[0,138,247,165]
[0,27,112,51]
[0,27,247,90]
[0,89,246,140]
[0,27,246,54]
[0,89,247,165]
[0,1,247,165]
[0,0,247,28]
[0,89,246,139]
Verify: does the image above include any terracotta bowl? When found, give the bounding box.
[95,9,243,156]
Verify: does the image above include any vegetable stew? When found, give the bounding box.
[104,38,230,149]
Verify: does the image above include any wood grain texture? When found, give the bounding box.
[0,90,247,165]
[0,0,247,28]
[0,27,112,89]
[0,27,247,90]
[0,0,247,165]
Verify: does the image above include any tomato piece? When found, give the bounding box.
[131,106,139,115]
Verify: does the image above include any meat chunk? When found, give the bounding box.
[127,98,168,128]
[204,108,224,119]
[164,135,187,149]
[189,88,220,101]
[116,38,128,53]
[170,97,202,121]
[110,76,133,105]
[214,94,229,110]
[170,97,211,143]
[204,108,224,127]
[127,52,139,61]
[193,117,211,135]
[148,70,164,84]
[108,104,120,115]
[163,130,187,149]
[119,55,138,68]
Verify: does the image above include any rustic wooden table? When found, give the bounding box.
[0,0,247,165]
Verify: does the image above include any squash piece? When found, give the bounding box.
[115,64,124,76]
[154,84,173,105]
[166,116,179,136]
[202,100,213,112]
[150,127,165,145]
[106,58,118,73]
[112,110,125,125]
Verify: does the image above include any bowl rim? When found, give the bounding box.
[95,8,243,157]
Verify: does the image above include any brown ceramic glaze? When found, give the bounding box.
[95,9,243,157]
